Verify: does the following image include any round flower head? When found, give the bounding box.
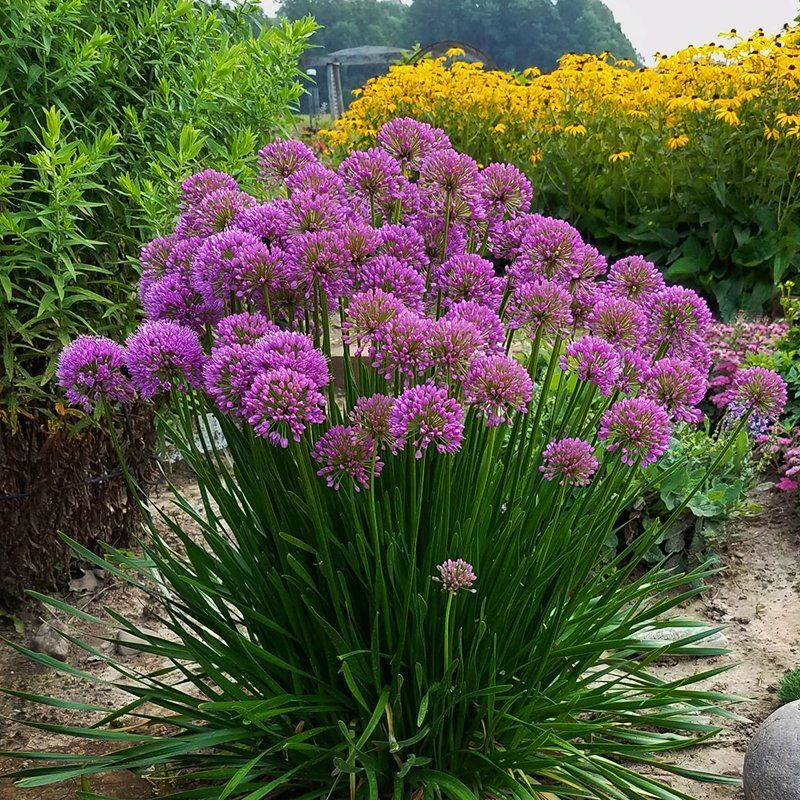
[214,312,277,349]
[285,162,345,198]
[429,317,485,382]
[350,393,395,448]
[141,271,222,331]
[435,254,504,310]
[599,397,672,467]
[511,216,583,284]
[287,230,351,301]
[243,367,326,448]
[560,336,621,395]
[644,358,707,423]
[540,438,599,486]
[233,201,291,247]
[125,320,204,397]
[589,294,647,349]
[465,355,533,426]
[730,367,787,423]
[179,170,238,209]
[312,425,382,491]
[573,244,608,283]
[433,559,476,594]
[507,278,574,341]
[606,256,665,301]
[175,188,256,238]
[647,286,712,352]
[376,117,449,169]
[479,162,533,219]
[488,215,531,262]
[341,220,381,268]
[258,139,316,186]
[372,310,435,380]
[283,189,347,236]
[390,382,464,458]
[615,348,649,395]
[139,235,178,295]
[414,214,468,266]
[343,289,407,353]
[339,147,403,204]
[359,255,426,311]
[419,149,479,204]
[57,336,135,412]
[444,301,505,353]
[377,176,422,224]
[250,331,329,389]
[204,343,254,414]
[378,224,429,272]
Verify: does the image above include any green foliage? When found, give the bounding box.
[778,666,800,704]
[0,0,315,422]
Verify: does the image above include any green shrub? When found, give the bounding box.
[778,667,800,705]
[0,0,315,424]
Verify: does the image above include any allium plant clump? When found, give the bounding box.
[30,124,788,800]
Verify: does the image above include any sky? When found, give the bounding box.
[260,0,799,63]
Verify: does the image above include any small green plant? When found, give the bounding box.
[778,667,800,705]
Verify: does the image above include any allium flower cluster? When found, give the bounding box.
[599,398,672,466]
[540,438,599,486]
[465,356,533,426]
[390,382,464,457]
[560,336,620,395]
[57,337,135,412]
[433,559,477,594]
[312,425,382,491]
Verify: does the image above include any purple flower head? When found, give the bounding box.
[488,215,532,262]
[419,149,479,203]
[540,438,599,486]
[429,317,485,382]
[378,224,429,272]
[589,295,647,349]
[560,336,621,395]
[350,393,396,448]
[644,358,707,423]
[376,117,450,169]
[287,230,351,301]
[479,162,533,219]
[574,244,608,283]
[669,332,712,375]
[599,397,672,467]
[233,201,291,247]
[179,170,238,209]
[511,216,584,284]
[507,278,574,341]
[377,176,423,223]
[175,189,256,238]
[141,271,222,331]
[204,343,254,414]
[312,425,382,491]
[647,286,713,352]
[433,559,476,594]
[615,348,649,395]
[250,331,329,389]
[359,255,426,311]
[606,256,665,301]
[258,139,317,186]
[285,162,345,198]
[570,284,599,328]
[341,221,381,268]
[372,310,435,380]
[444,301,506,353]
[435,254,504,310]
[125,321,204,398]
[139,235,178,295]
[730,367,787,423]
[284,190,347,235]
[390,382,464,458]
[339,148,403,204]
[243,367,326,447]
[214,312,278,348]
[465,355,533,426]
[343,288,407,353]
[57,336,135,412]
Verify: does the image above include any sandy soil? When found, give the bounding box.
[0,478,797,799]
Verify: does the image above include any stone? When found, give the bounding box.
[633,625,729,653]
[30,621,69,662]
[115,628,158,656]
[744,700,800,799]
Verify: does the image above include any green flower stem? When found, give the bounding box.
[443,591,454,674]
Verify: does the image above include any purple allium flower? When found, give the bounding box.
[258,139,317,186]
[359,255,426,311]
[125,321,204,397]
[287,230,351,301]
[214,312,277,348]
[232,201,291,246]
[599,397,672,467]
[390,382,464,458]
[57,336,135,412]
[350,393,395,448]
[377,176,423,224]
[378,224,429,272]
[644,358,707,423]
[510,216,584,284]
[343,289,407,353]
[243,367,326,447]
[285,162,345,198]
[419,149,479,203]
[444,301,506,353]
[487,215,531,262]
[465,355,533,426]
[433,559,476,594]
[540,437,599,486]
[605,256,665,301]
[141,271,222,331]
[413,214,468,265]
[647,286,713,352]
[435,254,504,310]
[376,117,449,169]
[479,162,532,219]
[574,244,609,283]
[312,425,382,491]
[589,295,647,349]
[250,331,329,389]
[730,367,787,423]
[669,332,712,376]
[283,189,347,235]
[507,278,574,340]
[139,235,177,295]
[341,220,381,268]
[203,343,253,413]
[179,170,238,209]
[429,317,485,382]
[175,188,256,238]
[615,348,649,395]
[560,336,621,395]
[372,310,435,380]
[339,147,403,204]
